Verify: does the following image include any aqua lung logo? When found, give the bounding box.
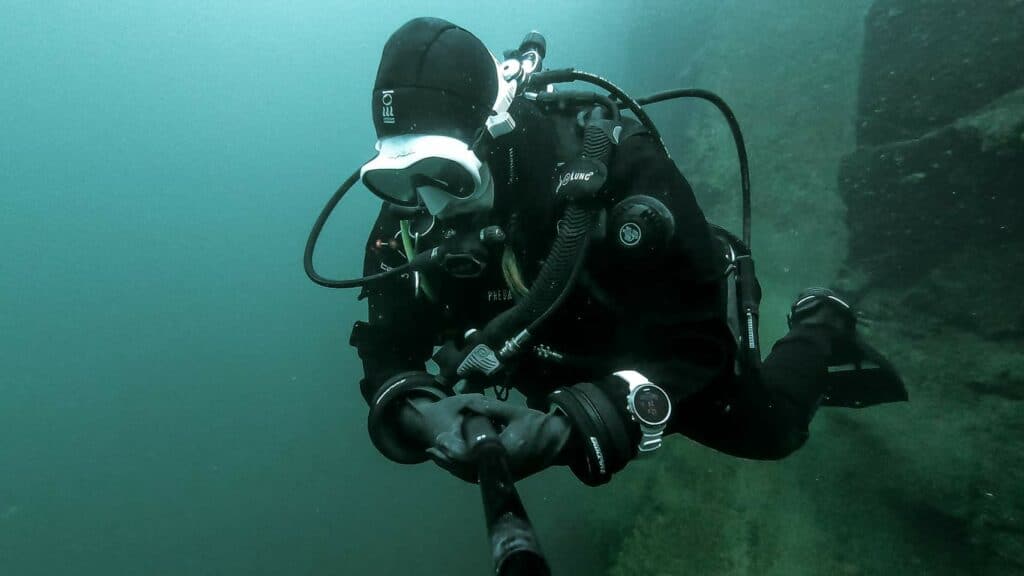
[619,222,642,247]
[555,170,595,195]
[381,90,395,124]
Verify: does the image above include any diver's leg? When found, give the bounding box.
[671,324,832,460]
[674,289,905,460]
[785,287,907,409]
[726,288,907,455]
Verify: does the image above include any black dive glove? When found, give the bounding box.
[369,372,571,483]
[409,396,571,483]
[470,401,571,482]
[398,393,492,482]
[367,371,453,464]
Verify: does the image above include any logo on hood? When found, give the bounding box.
[381,90,395,125]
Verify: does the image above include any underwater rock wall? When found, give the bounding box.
[834,1,1024,571]
[648,0,873,305]
[854,0,1024,147]
[838,0,1024,339]
[595,2,887,575]
[593,1,1024,574]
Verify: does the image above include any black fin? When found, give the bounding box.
[820,337,908,408]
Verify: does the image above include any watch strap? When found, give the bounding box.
[614,370,669,455]
[639,428,663,452]
[614,369,651,389]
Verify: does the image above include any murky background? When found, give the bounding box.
[2,1,1021,574]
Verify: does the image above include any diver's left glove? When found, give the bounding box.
[368,372,498,482]
[367,371,454,464]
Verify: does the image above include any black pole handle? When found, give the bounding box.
[464,413,504,458]
[463,413,551,576]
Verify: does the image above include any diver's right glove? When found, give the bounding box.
[409,396,572,483]
[464,401,572,481]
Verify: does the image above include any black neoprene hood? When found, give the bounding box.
[371,17,499,143]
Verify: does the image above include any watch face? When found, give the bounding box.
[632,384,671,426]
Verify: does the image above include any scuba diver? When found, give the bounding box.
[306,17,908,487]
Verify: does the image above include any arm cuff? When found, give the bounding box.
[547,379,638,486]
[368,371,452,464]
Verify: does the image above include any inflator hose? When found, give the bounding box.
[636,89,752,248]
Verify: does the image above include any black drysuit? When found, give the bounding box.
[352,101,832,481]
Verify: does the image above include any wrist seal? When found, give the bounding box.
[368,371,452,464]
[547,381,635,486]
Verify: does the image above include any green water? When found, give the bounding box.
[0,2,636,574]
[3,1,1022,575]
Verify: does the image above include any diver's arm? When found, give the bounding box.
[545,130,736,485]
[350,207,452,463]
[550,307,820,469]
[546,321,734,486]
[352,279,436,406]
[547,131,826,482]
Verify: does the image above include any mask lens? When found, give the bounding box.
[360,135,481,210]
[412,157,478,199]
[362,168,419,206]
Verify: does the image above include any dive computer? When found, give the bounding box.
[615,370,672,454]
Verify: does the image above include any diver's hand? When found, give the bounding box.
[473,402,572,481]
[396,393,491,483]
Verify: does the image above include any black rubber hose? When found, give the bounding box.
[487,112,614,344]
[529,69,663,146]
[526,71,749,247]
[583,118,612,159]
[636,89,752,249]
[304,170,415,288]
[530,91,620,121]
[524,207,593,334]
[483,204,593,343]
